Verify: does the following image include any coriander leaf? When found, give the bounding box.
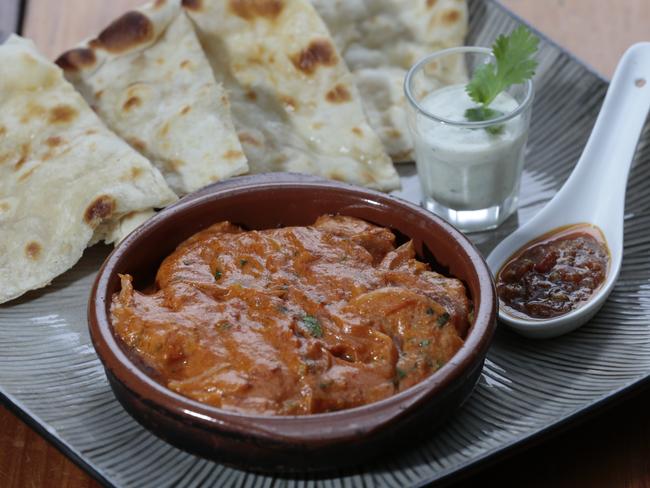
[485,124,505,136]
[436,312,450,328]
[493,25,539,89]
[301,315,323,338]
[465,106,505,134]
[465,62,500,106]
[464,106,504,122]
[465,26,539,108]
[214,270,222,280]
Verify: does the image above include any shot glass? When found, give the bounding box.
[404,46,534,232]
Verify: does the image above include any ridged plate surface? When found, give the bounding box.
[2,0,650,486]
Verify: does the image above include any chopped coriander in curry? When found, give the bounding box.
[300,315,323,338]
[111,215,471,415]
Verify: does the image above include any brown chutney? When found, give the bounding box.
[496,224,609,319]
[110,215,471,415]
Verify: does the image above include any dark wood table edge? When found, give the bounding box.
[0,390,112,488]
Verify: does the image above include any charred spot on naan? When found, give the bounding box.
[352,127,363,137]
[325,84,351,104]
[93,11,154,54]
[20,103,46,124]
[280,95,298,111]
[440,9,461,26]
[122,96,142,111]
[45,136,63,148]
[328,171,346,182]
[13,143,30,170]
[422,61,440,76]
[121,166,144,182]
[55,48,96,72]
[43,141,72,163]
[170,159,185,170]
[180,60,191,69]
[127,137,147,152]
[0,125,6,136]
[180,105,191,115]
[25,241,42,260]
[84,195,116,227]
[154,0,167,8]
[48,105,78,124]
[426,0,437,7]
[223,150,244,160]
[238,133,262,147]
[291,40,337,75]
[229,0,284,20]
[159,122,171,137]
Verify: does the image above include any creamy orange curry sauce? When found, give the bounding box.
[111,216,471,415]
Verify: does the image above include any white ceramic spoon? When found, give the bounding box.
[487,42,650,339]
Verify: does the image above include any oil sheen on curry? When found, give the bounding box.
[497,224,609,319]
[111,216,471,415]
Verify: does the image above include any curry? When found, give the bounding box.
[111,215,471,415]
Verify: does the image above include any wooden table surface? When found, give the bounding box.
[1,0,649,487]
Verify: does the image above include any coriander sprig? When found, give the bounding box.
[465,26,539,129]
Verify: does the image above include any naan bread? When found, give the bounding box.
[183,0,400,191]
[57,0,247,195]
[0,36,177,304]
[310,0,468,162]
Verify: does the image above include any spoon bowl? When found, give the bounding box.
[487,42,650,338]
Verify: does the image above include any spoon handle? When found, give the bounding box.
[563,43,650,223]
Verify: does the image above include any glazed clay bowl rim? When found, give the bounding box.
[89,173,497,445]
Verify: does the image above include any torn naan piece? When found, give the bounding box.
[182,0,400,191]
[310,0,468,162]
[56,0,247,195]
[90,209,157,246]
[0,36,177,304]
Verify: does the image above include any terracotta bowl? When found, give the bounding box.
[88,173,497,473]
